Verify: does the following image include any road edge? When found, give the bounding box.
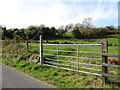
[2,63,57,88]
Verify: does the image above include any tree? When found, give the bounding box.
[65,23,74,30]
[75,23,84,29]
[25,26,38,40]
[41,27,54,39]
[105,25,115,30]
[59,25,65,30]
[19,29,26,40]
[82,18,93,28]
[56,25,66,38]
[1,26,7,39]
[7,29,14,39]
[50,26,57,38]
[72,26,82,39]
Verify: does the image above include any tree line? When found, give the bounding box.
[1,18,119,40]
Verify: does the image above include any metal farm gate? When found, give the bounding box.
[43,43,102,76]
[38,35,120,84]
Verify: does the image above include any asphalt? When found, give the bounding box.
[1,63,56,88]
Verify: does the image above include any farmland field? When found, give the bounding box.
[18,37,119,80]
[2,35,120,88]
[19,36,119,54]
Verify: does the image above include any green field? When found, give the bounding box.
[19,34,118,54]
[19,36,119,81]
[2,35,120,88]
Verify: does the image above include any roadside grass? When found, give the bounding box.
[2,58,119,88]
[2,35,120,88]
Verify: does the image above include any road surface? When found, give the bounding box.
[1,63,56,88]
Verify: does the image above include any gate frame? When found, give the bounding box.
[39,35,120,85]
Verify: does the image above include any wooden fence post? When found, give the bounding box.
[101,39,108,84]
[26,34,29,52]
[40,35,43,64]
[26,41,29,52]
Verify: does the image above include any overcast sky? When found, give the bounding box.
[0,0,118,29]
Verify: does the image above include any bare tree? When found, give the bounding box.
[65,23,74,30]
[75,23,84,29]
[82,18,93,28]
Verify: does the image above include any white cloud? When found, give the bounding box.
[0,0,69,28]
[0,0,118,29]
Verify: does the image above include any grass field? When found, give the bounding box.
[18,36,119,83]
[19,35,118,54]
[2,34,120,88]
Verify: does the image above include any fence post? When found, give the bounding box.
[26,41,29,52]
[77,45,79,71]
[26,34,29,52]
[101,39,108,85]
[40,35,43,64]
[57,44,59,67]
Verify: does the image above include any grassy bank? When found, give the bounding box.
[2,59,119,88]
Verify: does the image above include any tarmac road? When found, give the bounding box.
[1,63,56,88]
